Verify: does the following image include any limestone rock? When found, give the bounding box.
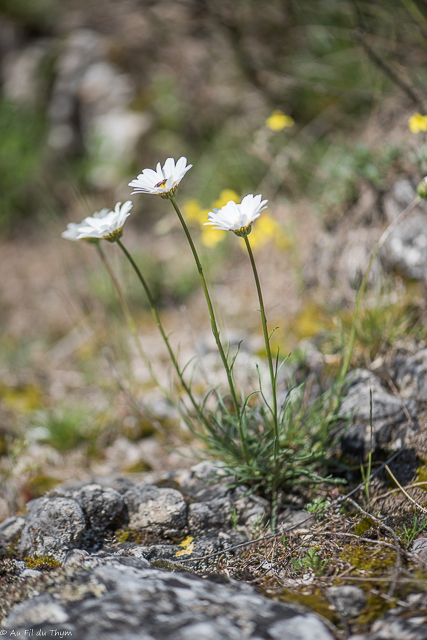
[326,585,366,618]
[381,180,427,283]
[0,516,26,543]
[188,496,233,532]
[393,348,427,402]
[18,497,86,560]
[5,594,69,626]
[2,564,335,640]
[124,483,187,538]
[338,369,416,455]
[71,483,126,536]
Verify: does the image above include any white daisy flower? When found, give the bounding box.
[204,194,268,237]
[129,157,192,198]
[92,207,111,219]
[62,201,133,243]
[61,222,82,241]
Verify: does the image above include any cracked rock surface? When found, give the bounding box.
[1,560,336,640]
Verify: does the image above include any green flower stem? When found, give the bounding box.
[244,235,280,531]
[338,195,421,388]
[116,239,209,429]
[169,196,247,460]
[95,243,166,397]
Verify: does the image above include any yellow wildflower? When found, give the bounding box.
[211,189,240,209]
[175,536,194,557]
[183,199,207,224]
[265,110,295,132]
[201,226,225,247]
[249,214,292,251]
[408,113,427,134]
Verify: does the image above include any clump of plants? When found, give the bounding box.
[62,144,427,531]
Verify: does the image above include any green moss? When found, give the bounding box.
[356,591,394,629]
[355,517,375,536]
[416,464,427,493]
[277,589,337,623]
[340,545,396,573]
[24,556,61,571]
[115,528,145,544]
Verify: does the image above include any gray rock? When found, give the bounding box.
[95,554,151,570]
[61,548,152,572]
[326,585,366,617]
[71,483,126,535]
[393,349,427,402]
[18,497,86,560]
[3,40,50,106]
[46,28,149,187]
[20,568,43,578]
[411,537,427,564]
[268,614,334,639]
[5,594,69,626]
[366,616,427,639]
[0,515,26,542]
[338,369,415,455]
[188,496,232,532]
[381,180,427,283]
[127,544,179,561]
[180,461,230,502]
[11,560,27,574]
[180,461,267,535]
[63,548,90,567]
[124,484,187,538]
[3,564,334,639]
[231,487,269,533]
[280,510,313,531]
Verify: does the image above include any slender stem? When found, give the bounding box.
[244,236,279,437]
[116,239,209,429]
[244,235,280,532]
[96,243,166,395]
[338,195,420,387]
[169,195,247,460]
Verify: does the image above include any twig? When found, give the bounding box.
[385,465,427,514]
[177,449,404,565]
[371,481,427,505]
[335,564,356,580]
[369,588,407,607]
[315,531,403,553]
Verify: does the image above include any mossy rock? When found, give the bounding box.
[276,588,337,624]
[354,517,375,536]
[24,555,61,571]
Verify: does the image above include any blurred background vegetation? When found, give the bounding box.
[1,0,426,232]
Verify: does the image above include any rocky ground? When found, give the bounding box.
[2,340,427,639]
